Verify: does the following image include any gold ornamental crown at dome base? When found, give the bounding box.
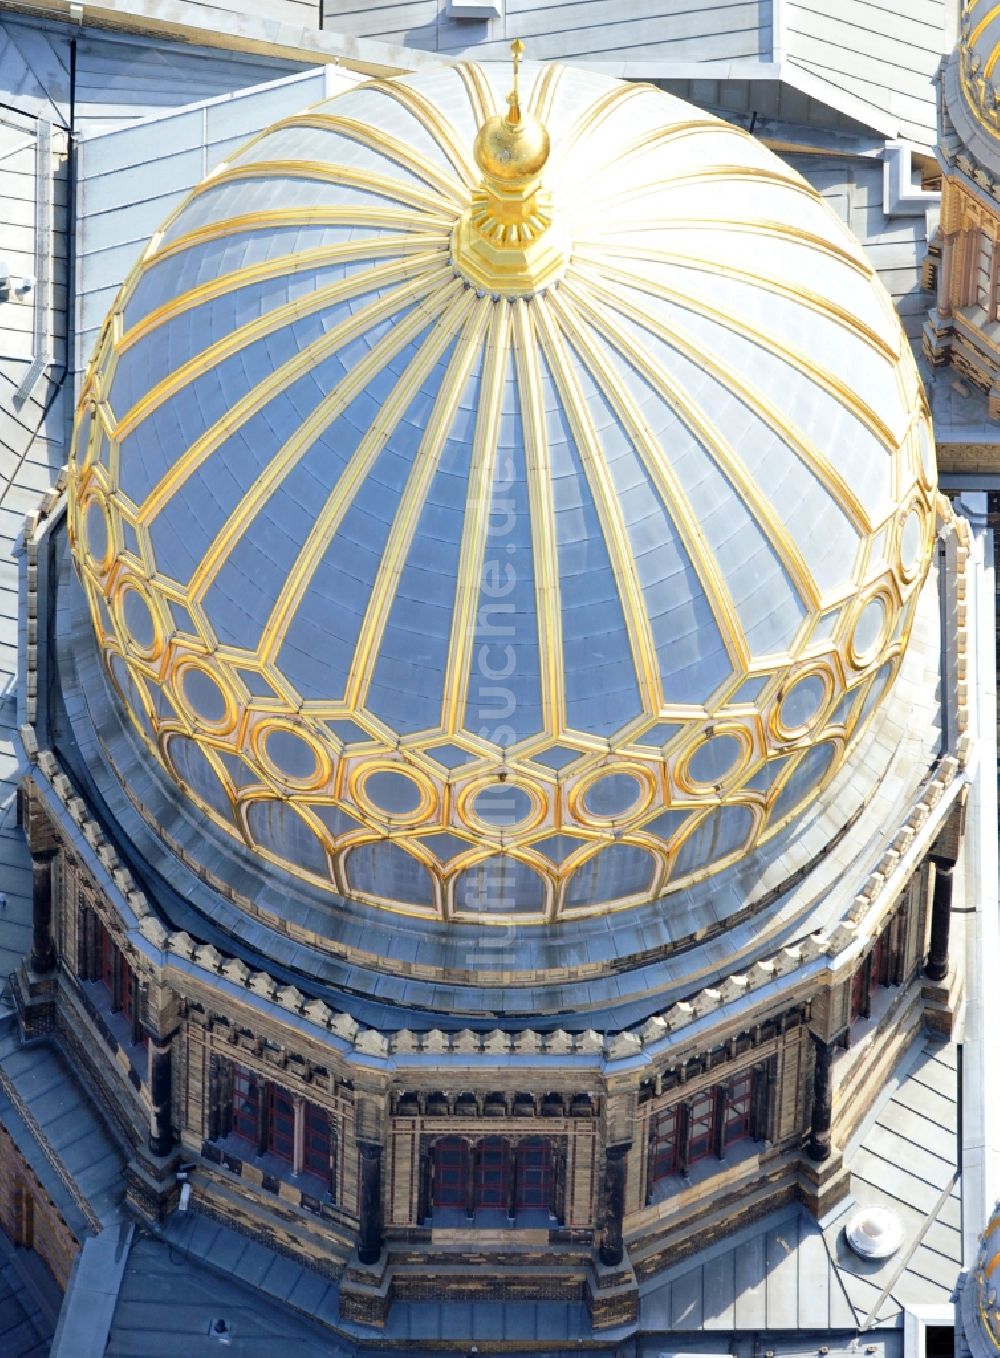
[452,38,571,297]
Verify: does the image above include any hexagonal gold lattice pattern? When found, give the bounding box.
[67,62,938,924]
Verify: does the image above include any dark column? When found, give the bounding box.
[926,859,954,983]
[257,1081,268,1158]
[147,1032,174,1157]
[419,1142,433,1223]
[808,1034,835,1162]
[860,950,874,1020]
[599,1142,630,1267]
[552,1142,566,1223]
[110,948,123,1013]
[357,1140,384,1265]
[464,1139,476,1220]
[712,1085,727,1159]
[30,851,57,974]
[207,1054,224,1142]
[675,1103,691,1178]
[507,1141,518,1221]
[131,985,144,1048]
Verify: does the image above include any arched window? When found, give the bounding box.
[432,1136,469,1209]
[649,1105,680,1185]
[688,1089,717,1164]
[303,1104,332,1178]
[723,1071,754,1148]
[515,1138,552,1211]
[225,1063,335,1196]
[474,1136,511,1209]
[267,1086,296,1163]
[232,1066,261,1143]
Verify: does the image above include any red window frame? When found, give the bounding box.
[475,1137,510,1209]
[688,1089,716,1164]
[724,1072,754,1147]
[432,1137,468,1209]
[268,1086,296,1163]
[302,1101,331,1178]
[650,1105,680,1183]
[232,1066,260,1143]
[515,1139,551,1211]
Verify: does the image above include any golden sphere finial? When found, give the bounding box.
[454,38,568,295]
[473,38,550,184]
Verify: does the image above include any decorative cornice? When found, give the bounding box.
[19,486,972,1070]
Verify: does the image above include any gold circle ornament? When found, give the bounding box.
[65,55,939,922]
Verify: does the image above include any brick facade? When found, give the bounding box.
[11,768,957,1328]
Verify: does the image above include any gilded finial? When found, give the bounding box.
[473,40,549,184]
[451,41,569,297]
[509,37,524,126]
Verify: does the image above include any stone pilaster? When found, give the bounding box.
[926,858,954,982]
[357,1139,384,1266]
[147,1032,174,1158]
[599,1141,629,1267]
[808,1033,835,1163]
[30,850,57,975]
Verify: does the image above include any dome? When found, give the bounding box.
[957,0,1000,136]
[66,59,936,926]
[964,1208,1000,1354]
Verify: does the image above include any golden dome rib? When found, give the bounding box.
[275,112,470,206]
[345,295,492,709]
[553,284,822,613]
[511,298,567,735]
[547,81,650,171]
[582,212,901,336]
[115,244,448,430]
[970,0,1000,45]
[141,265,454,544]
[576,257,899,451]
[970,0,1000,74]
[595,164,823,227]
[440,299,511,735]
[254,280,474,667]
[579,119,747,188]
[567,267,872,534]
[192,159,456,220]
[578,241,899,363]
[131,259,452,514]
[360,79,481,189]
[532,295,664,714]
[541,287,750,673]
[528,60,563,128]
[137,205,446,285]
[457,61,499,129]
[582,215,879,285]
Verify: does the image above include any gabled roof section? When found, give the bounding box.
[783,0,953,151]
[0,12,308,135]
[72,64,364,374]
[312,0,950,148]
[321,0,772,61]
